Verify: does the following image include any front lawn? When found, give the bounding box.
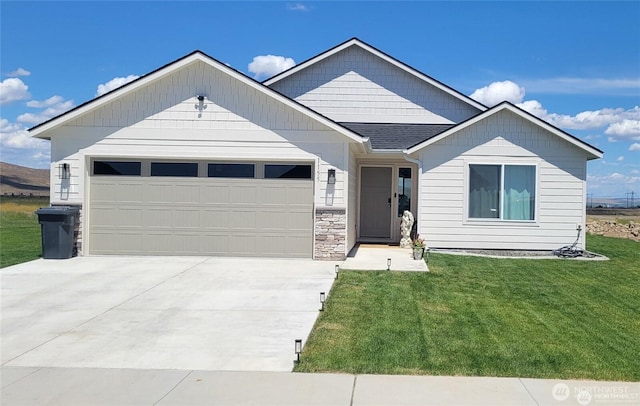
[0,196,47,268]
[295,235,639,381]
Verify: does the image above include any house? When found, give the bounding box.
[30,38,603,260]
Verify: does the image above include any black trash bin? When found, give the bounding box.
[35,206,79,259]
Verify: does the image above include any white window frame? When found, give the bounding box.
[464,162,539,224]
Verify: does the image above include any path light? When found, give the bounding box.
[320,292,326,311]
[294,339,302,363]
[387,258,391,271]
[335,264,339,279]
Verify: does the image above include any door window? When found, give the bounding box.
[397,167,412,216]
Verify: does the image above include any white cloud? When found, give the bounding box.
[632,169,640,175]
[26,95,64,108]
[630,143,640,152]
[96,74,139,96]
[248,55,296,80]
[517,100,548,118]
[7,68,31,77]
[604,119,640,140]
[545,107,640,134]
[17,98,74,125]
[287,3,310,11]
[0,77,30,105]
[587,171,640,197]
[471,82,640,141]
[0,118,48,150]
[470,80,525,106]
[617,156,625,162]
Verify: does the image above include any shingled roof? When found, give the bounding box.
[339,123,455,150]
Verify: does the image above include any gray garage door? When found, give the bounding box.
[88,175,313,257]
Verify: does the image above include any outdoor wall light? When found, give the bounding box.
[387,258,391,271]
[196,94,206,102]
[327,168,336,184]
[335,264,339,279]
[294,339,302,363]
[59,163,70,180]
[320,291,326,311]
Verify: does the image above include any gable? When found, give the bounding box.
[266,40,484,124]
[62,60,333,134]
[30,52,364,145]
[407,102,603,160]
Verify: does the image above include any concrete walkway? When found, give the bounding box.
[341,244,428,272]
[2,367,637,405]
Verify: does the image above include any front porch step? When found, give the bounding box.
[341,244,429,272]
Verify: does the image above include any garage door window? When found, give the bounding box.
[151,162,198,177]
[93,161,141,176]
[265,164,312,179]
[208,163,255,178]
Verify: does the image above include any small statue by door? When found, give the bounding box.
[400,210,414,248]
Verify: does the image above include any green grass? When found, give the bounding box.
[0,197,47,268]
[295,235,639,381]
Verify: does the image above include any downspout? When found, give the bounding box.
[403,151,422,238]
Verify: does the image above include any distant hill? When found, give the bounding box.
[590,197,639,208]
[0,162,50,197]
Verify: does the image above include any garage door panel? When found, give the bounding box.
[229,234,257,254]
[144,208,173,228]
[174,234,201,254]
[146,183,175,203]
[144,232,174,254]
[202,185,230,204]
[90,231,143,254]
[256,209,286,230]
[232,209,257,229]
[285,211,313,230]
[200,234,230,254]
[260,186,287,205]
[174,208,201,228]
[230,186,257,204]
[201,209,230,229]
[284,236,313,257]
[286,186,314,205]
[90,176,313,257]
[175,184,200,204]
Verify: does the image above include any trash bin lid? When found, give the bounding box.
[36,206,80,215]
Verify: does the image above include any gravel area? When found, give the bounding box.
[430,248,606,260]
[432,249,555,257]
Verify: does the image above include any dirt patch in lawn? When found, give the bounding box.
[587,208,640,242]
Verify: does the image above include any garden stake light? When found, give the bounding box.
[320,292,326,311]
[294,339,302,363]
[387,258,391,271]
[335,264,339,279]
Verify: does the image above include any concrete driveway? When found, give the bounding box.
[1,256,336,372]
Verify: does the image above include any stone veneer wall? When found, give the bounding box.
[314,207,346,260]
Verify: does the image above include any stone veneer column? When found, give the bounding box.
[314,207,347,260]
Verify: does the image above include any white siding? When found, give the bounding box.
[47,61,353,210]
[269,46,480,124]
[418,110,588,250]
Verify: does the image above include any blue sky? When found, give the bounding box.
[1,1,638,197]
